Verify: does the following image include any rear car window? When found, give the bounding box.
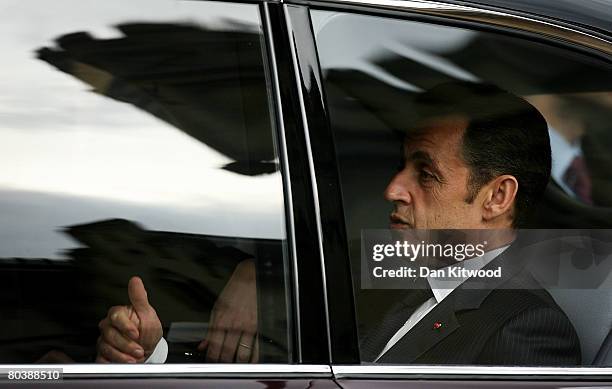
[0,0,291,364]
[312,9,612,366]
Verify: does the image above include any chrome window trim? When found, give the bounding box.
[333,365,612,378]
[296,0,612,55]
[0,364,331,379]
[283,4,334,362]
[303,0,612,374]
[262,2,302,363]
[222,0,282,3]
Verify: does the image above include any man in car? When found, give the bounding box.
[96,81,581,365]
[361,81,580,364]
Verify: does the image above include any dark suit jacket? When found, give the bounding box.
[361,239,582,365]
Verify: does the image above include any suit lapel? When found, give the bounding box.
[377,239,529,363]
[377,295,461,363]
[361,288,436,362]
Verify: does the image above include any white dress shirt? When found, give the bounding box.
[548,127,582,197]
[374,245,509,361]
[145,337,168,364]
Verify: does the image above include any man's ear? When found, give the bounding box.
[481,175,518,224]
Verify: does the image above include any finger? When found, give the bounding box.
[98,317,109,331]
[108,306,139,341]
[205,326,227,363]
[96,355,110,363]
[126,305,140,324]
[101,312,138,341]
[251,337,259,363]
[128,276,152,317]
[98,340,139,363]
[101,325,145,359]
[219,327,241,362]
[197,339,208,352]
[235,331,255,363]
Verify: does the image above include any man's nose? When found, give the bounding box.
[384,172,411,204]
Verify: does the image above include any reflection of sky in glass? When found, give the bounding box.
[0,0,285,258]
[311,11,478,90]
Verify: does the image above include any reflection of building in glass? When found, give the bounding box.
[0,3,289,364]
[37,23,277,176]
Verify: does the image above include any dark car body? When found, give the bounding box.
[0,0,611,388]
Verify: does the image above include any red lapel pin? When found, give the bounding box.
[433,321,443,330]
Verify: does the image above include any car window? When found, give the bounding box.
[311,9,612,366]
[0,0,291,364]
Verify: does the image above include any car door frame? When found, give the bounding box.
[281,0,612,382]
[0,0,335,385]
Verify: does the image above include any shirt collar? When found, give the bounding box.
[427,245,509,303]
[548,127,581,193]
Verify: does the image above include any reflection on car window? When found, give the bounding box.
[312,10,612,366]
[0,0,290,364]
[528,93,612,208]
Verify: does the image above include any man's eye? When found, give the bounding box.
[419,170,435,182]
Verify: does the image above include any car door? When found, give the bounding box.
[282,0,612,386]
[0,0,336,387]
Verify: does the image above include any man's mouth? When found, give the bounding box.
[389,213,411,229]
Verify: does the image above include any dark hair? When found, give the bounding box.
[413,81,551,227]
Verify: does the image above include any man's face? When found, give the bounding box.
[384,115,484,229]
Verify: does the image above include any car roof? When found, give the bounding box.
[445,0,612,39]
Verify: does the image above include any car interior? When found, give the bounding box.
[0,19,289,363]
[314,10,612,365]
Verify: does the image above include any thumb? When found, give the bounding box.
[128,276,152,316]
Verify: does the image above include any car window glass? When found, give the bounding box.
[312,9,612,366]
[0,0,290,364]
